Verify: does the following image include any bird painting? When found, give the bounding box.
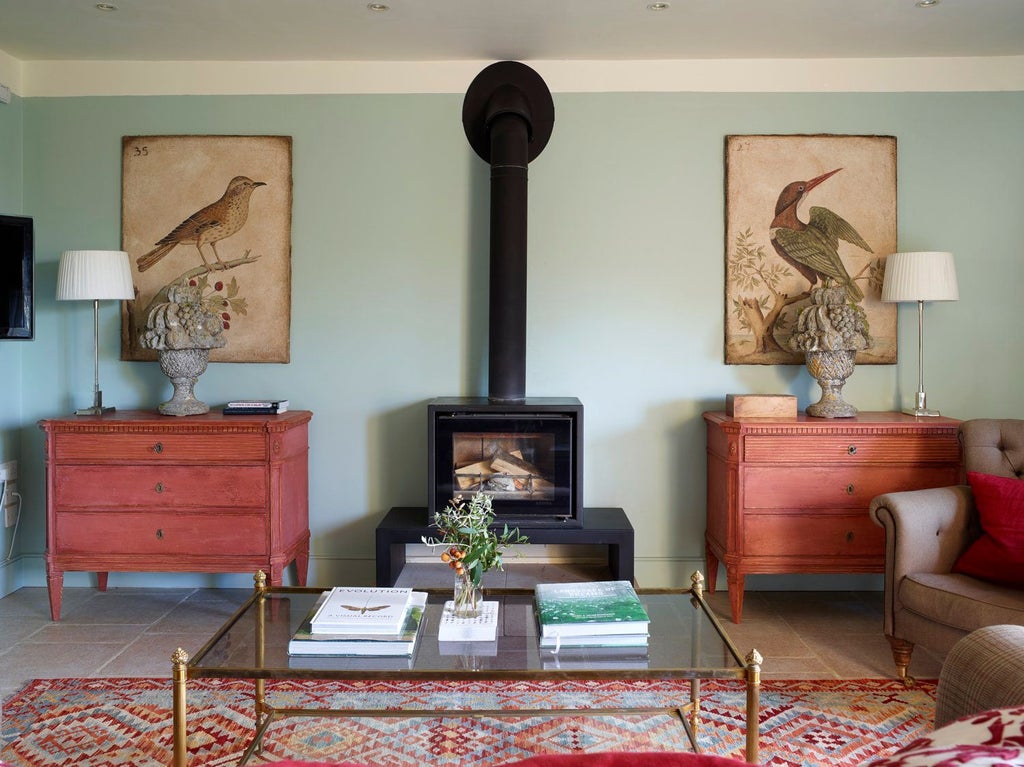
[769,167,872,303]
[136,176,266,273]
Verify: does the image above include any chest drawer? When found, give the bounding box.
[54,511,268,556]
[53,432,267,464]
[744,513,884,558]
[54,466,267,509]
[743,434,960,464]
[743,465,961,509]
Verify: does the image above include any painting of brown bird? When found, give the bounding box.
[136,175,266,272]
[770,167,871,302]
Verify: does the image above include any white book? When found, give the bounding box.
[290,592,427,656]
[437,600,499,642]
[310,586,413,635]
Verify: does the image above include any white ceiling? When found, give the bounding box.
[0,0,1022,63]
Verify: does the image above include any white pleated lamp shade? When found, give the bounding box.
[56,250,135,301]
[881,251,959,303]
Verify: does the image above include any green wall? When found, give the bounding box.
[7,90,1024,593]
[0,93,24,593]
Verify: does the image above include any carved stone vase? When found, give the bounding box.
[157,348,212,416]
[804,349,858,418]
[452,569,481,619]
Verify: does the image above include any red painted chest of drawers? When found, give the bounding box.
[703,411,961,623]
[39,410,311,620]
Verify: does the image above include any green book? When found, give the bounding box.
[289,591,427,656]
[534,580,650,639]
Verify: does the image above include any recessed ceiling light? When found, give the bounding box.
[95,3,118,10]
[915,0,939,6]
[647,2,670,10]
[367,3,390,11]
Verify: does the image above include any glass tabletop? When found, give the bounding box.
[187,587,748,681]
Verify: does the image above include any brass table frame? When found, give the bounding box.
[172,572,761,766]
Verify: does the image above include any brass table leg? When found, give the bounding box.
[172,647,190,767]
[745,648,762,764]
[690,678,700,736]
[254,569,267,755]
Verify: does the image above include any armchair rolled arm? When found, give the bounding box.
[869,485,975,636]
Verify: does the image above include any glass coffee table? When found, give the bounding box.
[172,571,761,766]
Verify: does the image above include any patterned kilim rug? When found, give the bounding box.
[1,677,936,767]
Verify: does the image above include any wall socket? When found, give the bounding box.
[1,461,19,528]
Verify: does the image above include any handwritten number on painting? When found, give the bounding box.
[133,145,149,157]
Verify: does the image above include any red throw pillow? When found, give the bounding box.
[952,472,1024,588]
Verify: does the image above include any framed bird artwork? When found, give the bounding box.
[120,135,293,363]
[724,134,896,365]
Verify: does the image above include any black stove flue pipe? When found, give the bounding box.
[463,62,554,402]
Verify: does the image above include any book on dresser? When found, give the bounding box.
[309,586,413,634]
[289,591,427,656]
[224,399,290,415]
[534,580,650,639]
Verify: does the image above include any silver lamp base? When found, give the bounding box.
[903,391,940,417]
[75,389,114,416]
[75,405,115,416]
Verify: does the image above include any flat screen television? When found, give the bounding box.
[0,214,33,339]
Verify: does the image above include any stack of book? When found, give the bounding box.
[288,586,427,657]
[534,580,650,652]
[223,399,289,415]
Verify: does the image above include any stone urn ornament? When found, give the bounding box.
[139,283,226,416]
[788,283,871,418]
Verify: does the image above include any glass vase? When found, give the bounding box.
[453,569,481,618]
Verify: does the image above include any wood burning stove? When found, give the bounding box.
[428,63,585,528]
[428,397,583,528]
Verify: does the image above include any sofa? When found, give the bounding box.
[869,418,1024,681]
[933,623,1024,728]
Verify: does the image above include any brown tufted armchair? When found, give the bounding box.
[869,419,1024,681]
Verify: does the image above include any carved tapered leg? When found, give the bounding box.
[97,572,109,591]
[46,565,64,621]
[727,569,745,624]
[886,634,916,685]
[295,544,310,587]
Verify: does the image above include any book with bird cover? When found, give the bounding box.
[290,591,427,656]
[534,580,650,639]
[309,586,413,634]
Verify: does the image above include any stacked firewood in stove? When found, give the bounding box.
[454,449,554,497]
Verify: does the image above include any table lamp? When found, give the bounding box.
[56,249,135,415]
[881,251,959,416]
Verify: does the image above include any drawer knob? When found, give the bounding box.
[155,482,164,493]
[846,484,855,495]
[156,529,164,539]
[846,531,854,542]
[847,445,857,455]
[153,442,164,454]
